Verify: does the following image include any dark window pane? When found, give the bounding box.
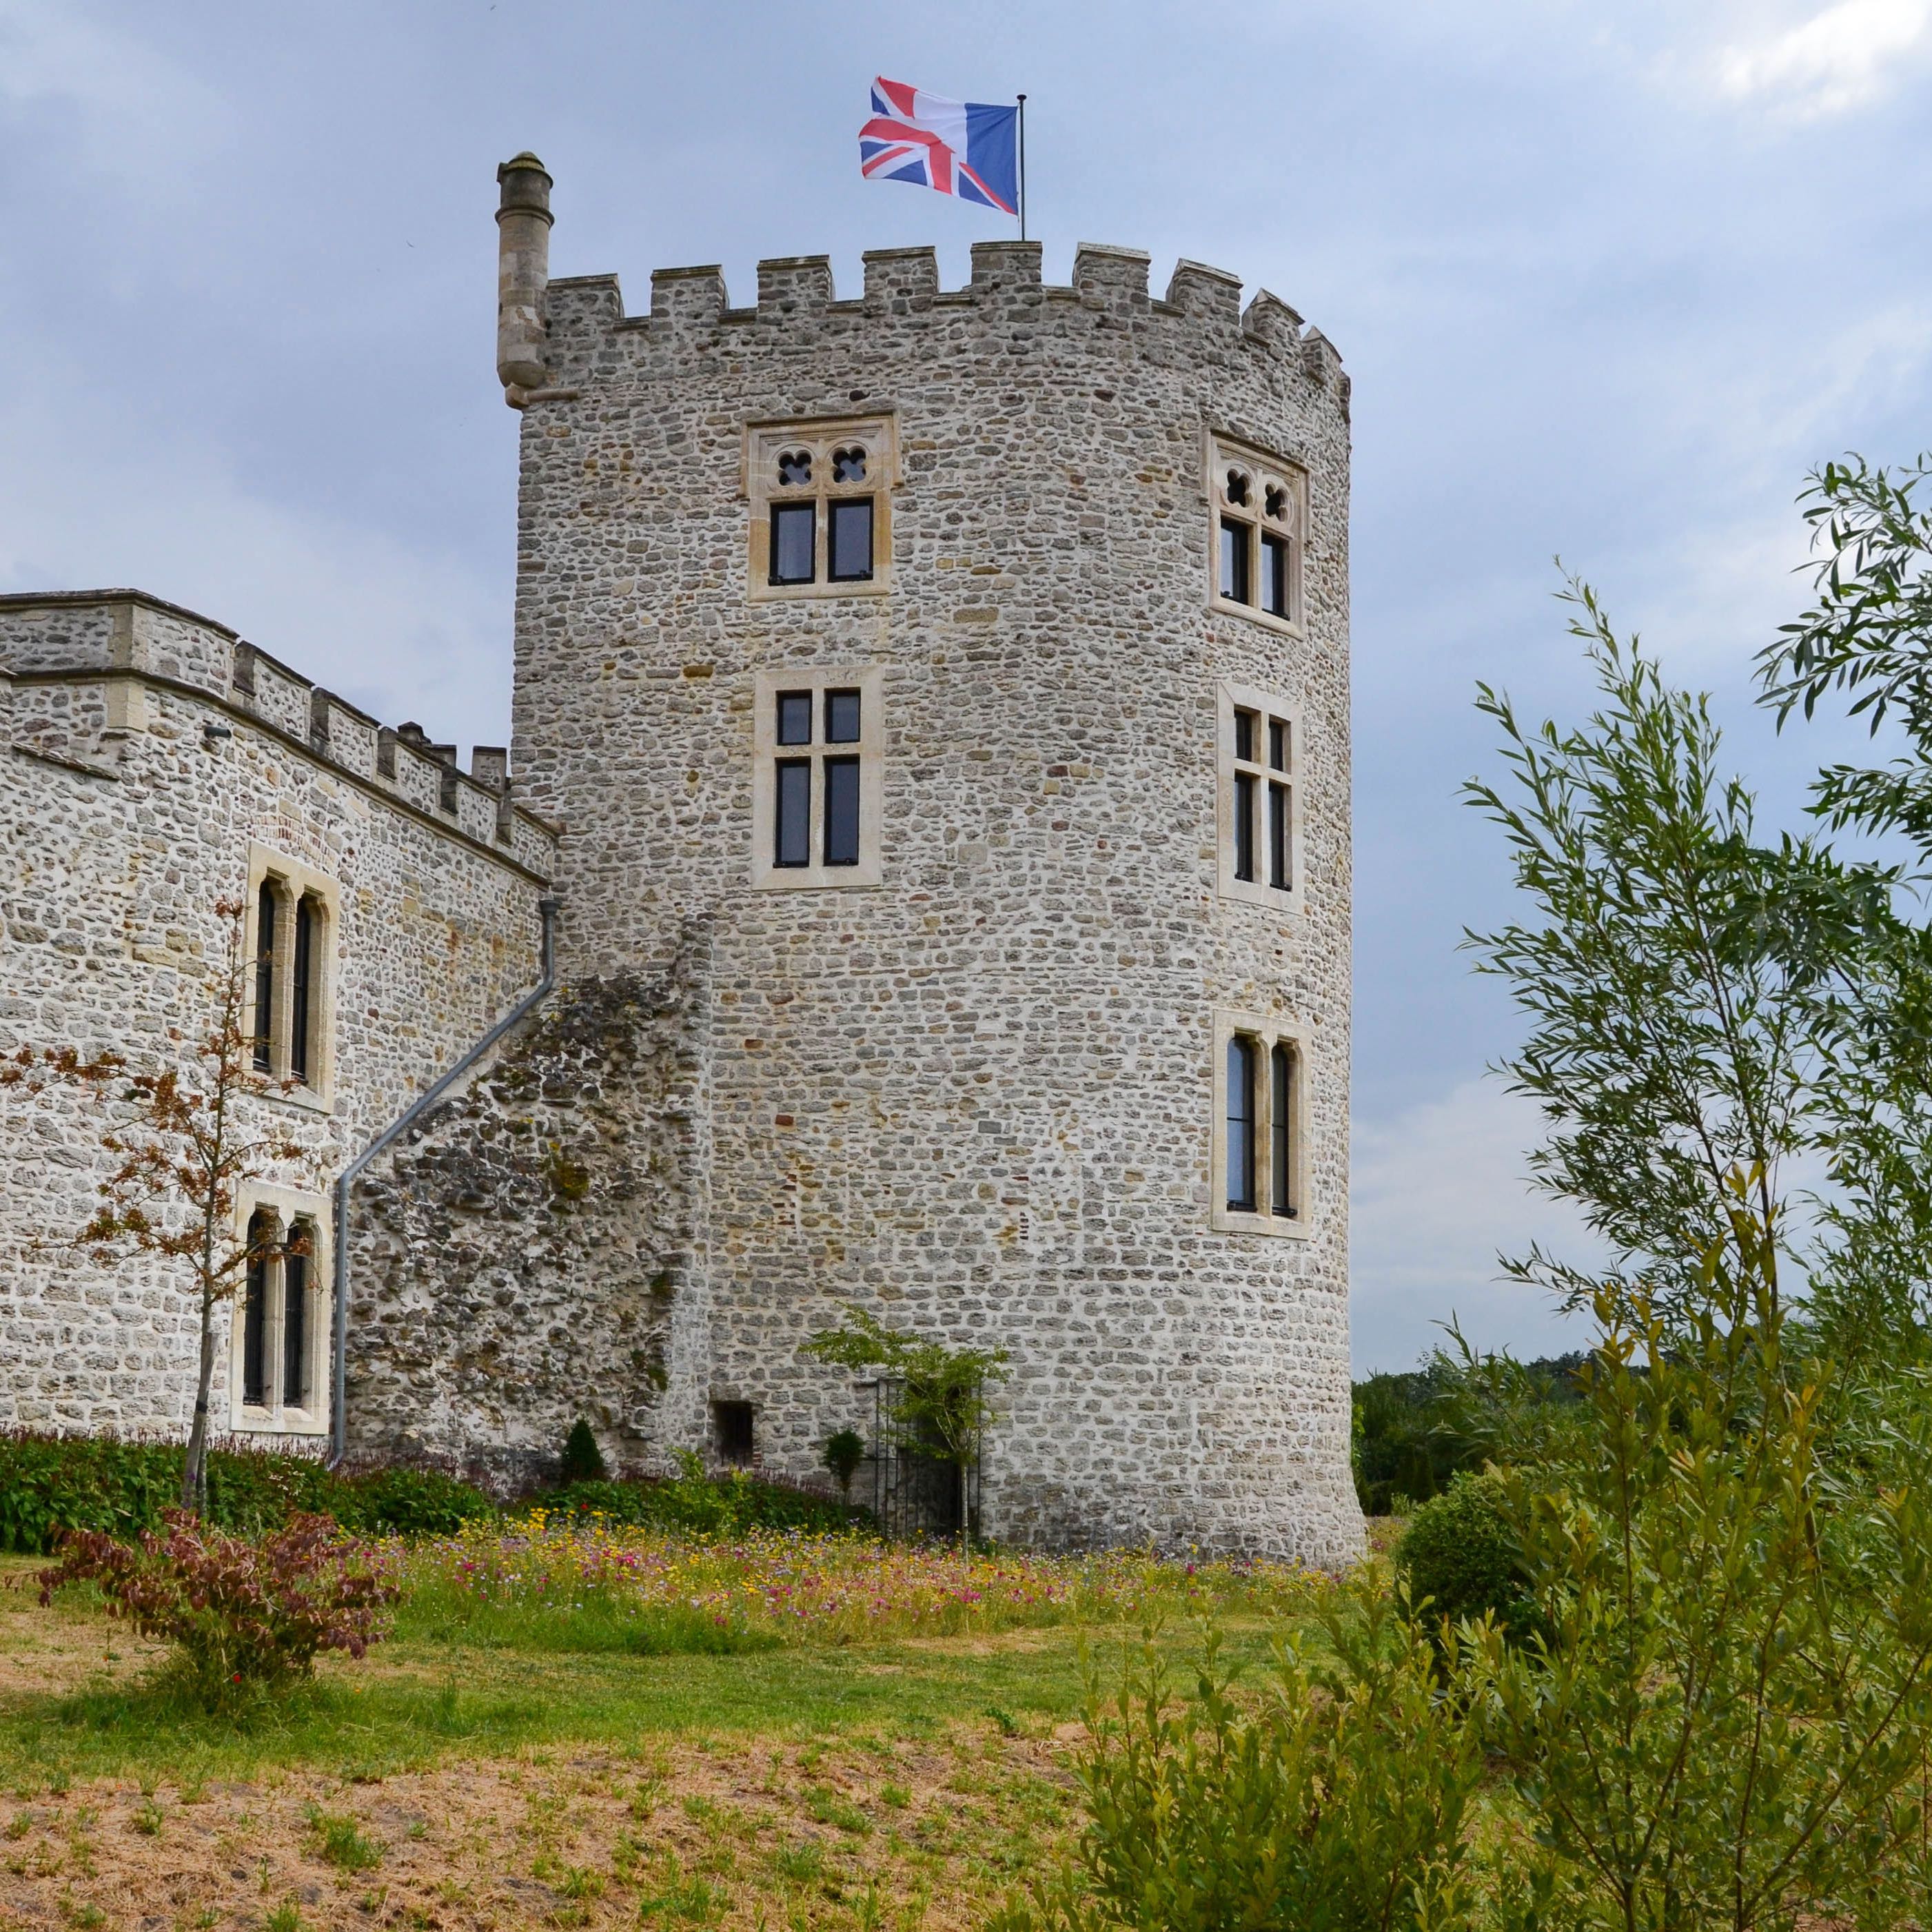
[243,1212,272,1405]
[1219,518,1250,602]
[824,689,861,744]
[253,884,278,1073]
[771,503,815,584]
[1268,717,1288,772]
[283,1242,307,1407]
[713,1400,755,1467]
[1261,531,1290,617]
[291,897,314,1084]
[775,760,811,867]
[824,757,860,866]
[1234,772,1257,882]
[1234,708,1256,764]
[1272,1044,1297,1218]
[777,691,813,745]
[828,498,873,581]
[1270,782,1291,891]
[1226,1037,1257,1212]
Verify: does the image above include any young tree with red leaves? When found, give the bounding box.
[2,897,316,1512]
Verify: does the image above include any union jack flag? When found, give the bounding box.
[859,77,1019,215]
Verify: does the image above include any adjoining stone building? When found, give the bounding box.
[0,155,1362,1564]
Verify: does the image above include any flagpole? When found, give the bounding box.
[1016,94,1027,241]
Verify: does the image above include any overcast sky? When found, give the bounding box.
[4,1,1929,1371]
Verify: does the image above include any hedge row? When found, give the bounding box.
[0,1432,495,1553]
[0,1432,859,1554]
[547,1467,860,1538]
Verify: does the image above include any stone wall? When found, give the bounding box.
[507,239,1363,1563]
[343,924,714,1485]
[0,592,556,1442]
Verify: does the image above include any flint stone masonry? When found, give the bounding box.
[507,238,1362,1563]
[0,591,556,1438]
[346,931,714,1487]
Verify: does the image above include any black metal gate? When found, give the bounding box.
[868,1375,982,1541]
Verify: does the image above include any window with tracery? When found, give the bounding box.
[746,417,895,600]
[1208,434,1307,632]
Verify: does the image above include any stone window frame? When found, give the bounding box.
[1206,430,1308,636]
[743,414,897,604]
[1216,682,1303,915]
[750,664,885,891]
[1210,1010,1312,1240]
[227,1180,331,1437]
[244,844,340,1110]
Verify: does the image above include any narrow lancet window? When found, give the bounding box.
[1234,772,1257,882]
[243,1209,273,1406]
[291,897,315,1084]
[1226,1036,1257,1212]
[283,1232,309,1407]
[253,884,277,1072]
[775,760,811,867]
[1219,518,1250,603]
[1262,531,1290,618]
[1271,1044,1297,1218]
[824,757,860,866]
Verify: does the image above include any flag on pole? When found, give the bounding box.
[859,78,1019,215]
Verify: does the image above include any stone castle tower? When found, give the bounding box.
[492,155,1361,1560]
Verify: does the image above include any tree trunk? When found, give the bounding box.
[181,1281,217,1514]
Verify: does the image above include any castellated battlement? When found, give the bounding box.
[0,590,556,877]
[525,242,1344,405]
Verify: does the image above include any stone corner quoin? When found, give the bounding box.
[0,152,1361,1567]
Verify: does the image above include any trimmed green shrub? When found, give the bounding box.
[822,1428,866,1503]
[331,1465,498,1538]
[0,1430,496,1554]
[558,1419,608,1487]
[549,1455,860,1538]
[1393,1470,1534,1636]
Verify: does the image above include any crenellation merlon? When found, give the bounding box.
[0,590,555,863]
[756,255,834,317]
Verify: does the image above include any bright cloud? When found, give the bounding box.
[1715,0,1932,116]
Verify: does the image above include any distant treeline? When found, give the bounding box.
[1352,1352,1589,1515]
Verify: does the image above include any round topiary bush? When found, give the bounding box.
[1393,1470,1536,1636]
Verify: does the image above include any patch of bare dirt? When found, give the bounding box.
[0,1564,167,1699]
[0,1722,1080,1930]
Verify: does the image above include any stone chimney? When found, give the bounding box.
[496,152,553,398]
